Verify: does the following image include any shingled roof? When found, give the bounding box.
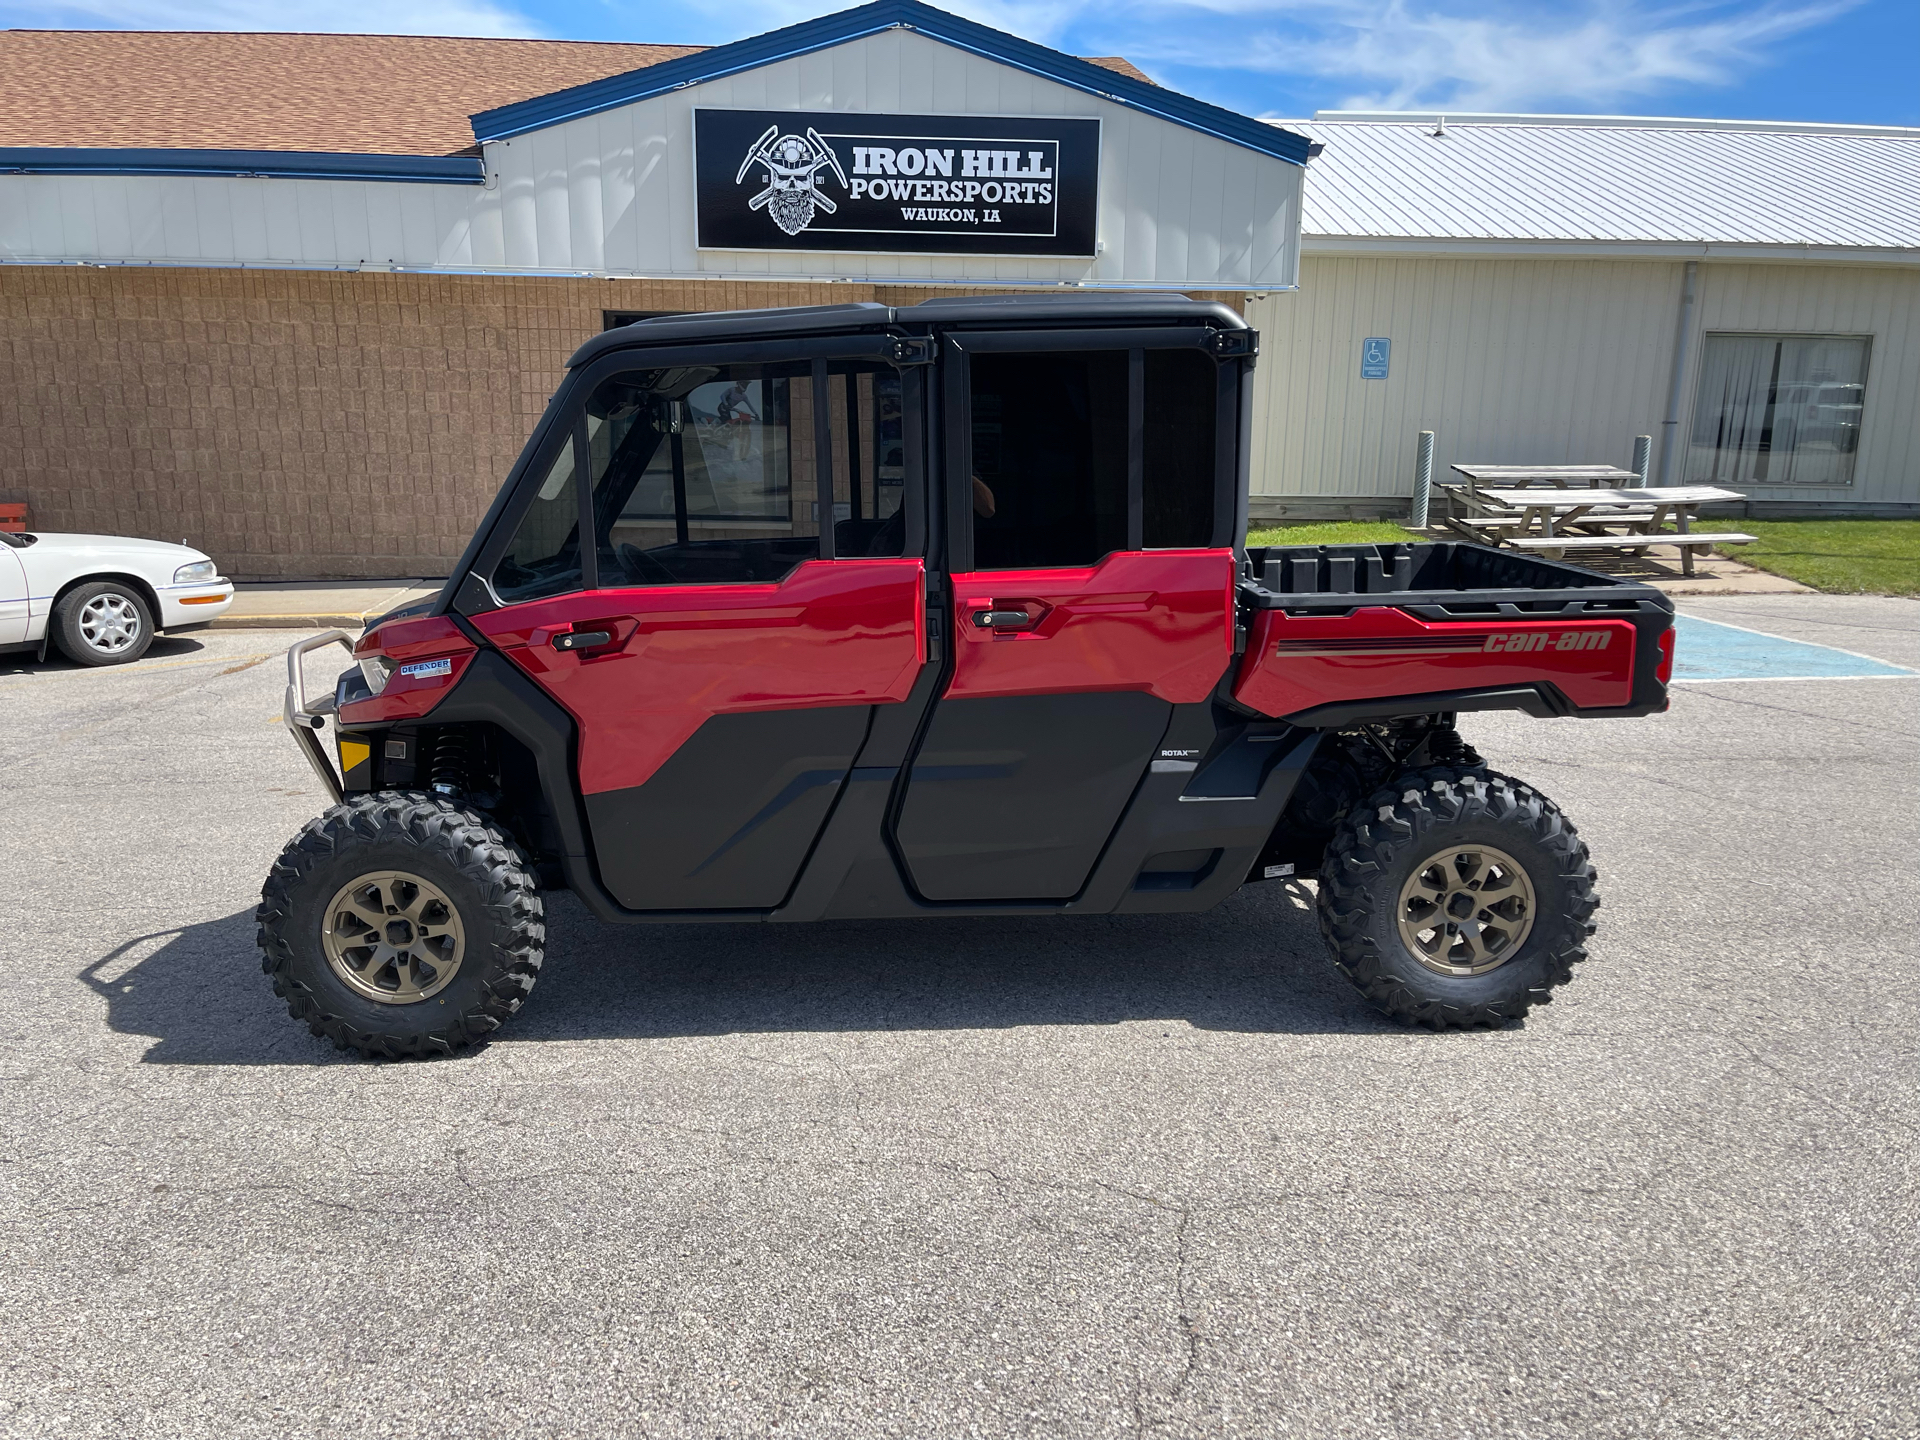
[0,30,1154,158]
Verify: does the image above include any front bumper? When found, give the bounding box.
[283,630,354,802]
[158,580,235,629]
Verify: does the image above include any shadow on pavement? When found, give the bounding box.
[0,634,207,675]
[84,883,1388,1065]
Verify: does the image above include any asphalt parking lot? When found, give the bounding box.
[2,593,1915,1439]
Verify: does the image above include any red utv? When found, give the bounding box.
[263,295,1674,1057]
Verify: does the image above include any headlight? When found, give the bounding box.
[173,560,218,584]
[358,656,394,696]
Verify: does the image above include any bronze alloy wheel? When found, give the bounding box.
[1396,843,1537,977]
[321,870,466,1004]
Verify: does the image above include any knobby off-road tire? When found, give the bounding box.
[1317,767,1597,1029]
[257,793,544,1058]
[52,580,154,666]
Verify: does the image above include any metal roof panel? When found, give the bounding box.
[1281,115,1920,253]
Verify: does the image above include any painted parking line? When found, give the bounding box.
[1670,614,1919,683]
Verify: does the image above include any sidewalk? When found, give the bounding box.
[209,578,444,629]
[1406,530,1813,596]
[1620,546,1813,597]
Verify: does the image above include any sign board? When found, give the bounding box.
[694,109,1099,256]
[1361,337,1391,380]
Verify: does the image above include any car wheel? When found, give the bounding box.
[52,581,155,666]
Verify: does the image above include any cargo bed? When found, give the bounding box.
[1232,543,1675,725]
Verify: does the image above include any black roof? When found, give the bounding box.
[568,292,1246,368]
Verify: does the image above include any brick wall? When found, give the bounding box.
[0,266,1236,578]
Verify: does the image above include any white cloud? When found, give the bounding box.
[1225,0,1861,111]
[5,0,1857,114]
[0,0,539,36]
[661,0,1098,49]
[660,0,1862,112]
[975,0,1861,112]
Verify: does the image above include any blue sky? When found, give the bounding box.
[3,0,1914,126]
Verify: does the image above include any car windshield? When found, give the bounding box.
[0,531,34,548]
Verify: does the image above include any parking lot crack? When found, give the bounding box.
[1685,686,1920,737]
[1719,1033,1917,1136]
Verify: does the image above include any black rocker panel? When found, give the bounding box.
[584,705,871,911]
[895,691,1171,901]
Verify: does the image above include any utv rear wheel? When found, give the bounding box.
[1317,768,1596,1029]
[257,793,543,1058]
[52,581,153,666]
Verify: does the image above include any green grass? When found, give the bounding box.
[1721,520,1920,597]
[1246,521,1419,548]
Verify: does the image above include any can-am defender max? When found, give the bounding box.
[263,295,1675,1058]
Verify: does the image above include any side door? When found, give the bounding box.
[466,341,931,912]
[893,329,1242,902]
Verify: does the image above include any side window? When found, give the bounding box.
[1143,349,1218,549]
[966,345,1221,570]
[828,366,909,559]
[491,437,584,603]
[585,361,910,586]
[969,351,1128,569]
[587,363,820,586]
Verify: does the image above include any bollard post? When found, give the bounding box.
[1630,435,1652,487]
[1411,430,1435,530]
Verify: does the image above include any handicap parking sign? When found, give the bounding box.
[1361,337,1391,379]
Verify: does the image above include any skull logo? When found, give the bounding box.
[734,125,849,236]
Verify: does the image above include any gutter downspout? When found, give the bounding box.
[1657,260,1699,486]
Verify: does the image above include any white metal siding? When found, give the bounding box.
[0,31,1302,288]
[1247,256,1920,507]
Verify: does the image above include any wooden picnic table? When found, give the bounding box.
[1445,484,1750,576]
[1450,464,1642,490]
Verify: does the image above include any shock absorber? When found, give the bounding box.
[427,728,476,799]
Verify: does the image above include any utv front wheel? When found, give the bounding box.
[1317,768,1596,1029]
[257,793,544,1058]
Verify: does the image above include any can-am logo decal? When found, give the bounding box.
[1482,630,1612,652]
[696,108,1099,257]
[1274,629,1617,659]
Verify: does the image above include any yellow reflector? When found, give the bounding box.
[178,593,227,605]
[338,739,371,772]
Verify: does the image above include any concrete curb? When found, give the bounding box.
[207,614,371,629]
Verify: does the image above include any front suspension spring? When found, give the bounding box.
[427,729,477,798]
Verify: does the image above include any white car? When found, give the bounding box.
[0,530,234,666]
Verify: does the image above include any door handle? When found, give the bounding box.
[971,609,1034,631]
[552,629,614,651]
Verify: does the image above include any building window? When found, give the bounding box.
[1689,334,1870,486]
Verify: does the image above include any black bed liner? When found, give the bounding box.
[1242,541,1673,619]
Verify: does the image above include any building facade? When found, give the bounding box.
[1250,113,1920,521]
[2,15,1915,580]
[0,4,1306,577]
